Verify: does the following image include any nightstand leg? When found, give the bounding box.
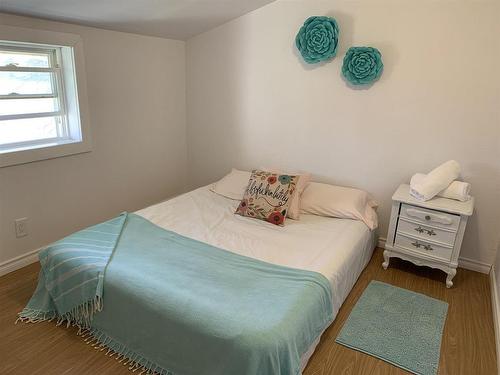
[446,268,457,288]
[382,250,390,270]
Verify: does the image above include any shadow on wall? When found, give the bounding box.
[187,19,250,188]
[461,161,500,264]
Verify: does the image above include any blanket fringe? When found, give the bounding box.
[16,295,102,333]
[17,300,174,375]
[79,328,174,375]
[15,308,56,324]
[16,296,175,375]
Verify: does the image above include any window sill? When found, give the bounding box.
[0,138,92,167]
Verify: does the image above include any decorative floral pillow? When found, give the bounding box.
[235,170,299,226]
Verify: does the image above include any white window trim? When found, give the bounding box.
[0,25,92,168]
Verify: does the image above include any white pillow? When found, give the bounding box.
[210,169,251,200]
[260,167,311,220]
[300,182,378,230]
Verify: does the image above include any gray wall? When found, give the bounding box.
[0,13,187,265]
[186,0,500,266]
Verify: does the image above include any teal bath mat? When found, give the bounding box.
[336,281,448,375]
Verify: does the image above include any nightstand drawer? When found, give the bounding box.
[395,233,453,261]
[397,218,457,246]
[400,203,460,231]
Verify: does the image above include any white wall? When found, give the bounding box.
[0,14,187,266]
[186,0,500,266]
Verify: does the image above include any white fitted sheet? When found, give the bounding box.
[136,185,376,371]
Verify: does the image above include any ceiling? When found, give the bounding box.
[0,0,276,40]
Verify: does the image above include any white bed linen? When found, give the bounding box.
[136,185,376,372]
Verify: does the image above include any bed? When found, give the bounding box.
[19,185,376,374]
[137,186,376,371]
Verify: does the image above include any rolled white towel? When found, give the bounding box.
[410,173,471,202]
[410,160,461,201]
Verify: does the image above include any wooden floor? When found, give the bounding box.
[0,248,496,374]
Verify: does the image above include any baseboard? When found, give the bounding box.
[377,237,491,274]
[0,247,41,277]
[458,257,492,274]
[490,267,500,375]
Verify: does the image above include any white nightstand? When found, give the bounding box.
[382,184,474,288]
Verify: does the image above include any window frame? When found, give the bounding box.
[0,25,92,168]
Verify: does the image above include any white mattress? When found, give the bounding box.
[136,186,376,371]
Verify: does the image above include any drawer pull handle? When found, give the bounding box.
[414,226,436,236]
[411,240,433,251]
[406,208,454,225]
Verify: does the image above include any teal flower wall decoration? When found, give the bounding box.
[295,16,339,64]
[341,47,383,85]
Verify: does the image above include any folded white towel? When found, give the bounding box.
[410,173,471,202]
[410,160,461,201]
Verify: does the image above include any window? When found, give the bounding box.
[0,25,91,167]
[0,43,72,150]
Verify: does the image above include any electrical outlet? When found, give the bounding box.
[15,218,28,238]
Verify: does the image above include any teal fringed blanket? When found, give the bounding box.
[20,213,333,375]
[18,213,126,327]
